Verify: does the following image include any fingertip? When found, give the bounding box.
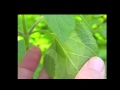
[18,46,42,74]
[29,46,42,55]
[38,67,51,79]
[87,56,104,72]
[18,46,42,79]
[75,56,105,79]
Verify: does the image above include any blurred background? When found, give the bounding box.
[18,14,107,79]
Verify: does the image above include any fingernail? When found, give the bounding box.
[87,56,104,72]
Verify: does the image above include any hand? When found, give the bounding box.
[18,46,105,79]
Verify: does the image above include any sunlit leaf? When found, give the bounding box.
[98,23,107,39]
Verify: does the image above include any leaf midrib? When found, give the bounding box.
[54,38,78,71]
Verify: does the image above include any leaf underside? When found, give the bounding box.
[44,18,98,79]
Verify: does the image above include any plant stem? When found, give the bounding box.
[28,16,44,35]
[31,30,54,38]
[18,31,23,36]
[22,15,29,51]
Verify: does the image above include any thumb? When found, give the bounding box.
[75,56,105,79]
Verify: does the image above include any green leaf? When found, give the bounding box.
[18,40,26,63]
[43,15,75,42]
[43,19,98,79]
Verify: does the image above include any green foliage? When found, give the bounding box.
[18,40,33,63]
[18,14,107,79]
[18,40,26,63]
[44,19,98,78]
[43,15,75,42]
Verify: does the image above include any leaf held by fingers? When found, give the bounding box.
[44,18,98,79]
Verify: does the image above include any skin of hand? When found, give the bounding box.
[18,46,105,79]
